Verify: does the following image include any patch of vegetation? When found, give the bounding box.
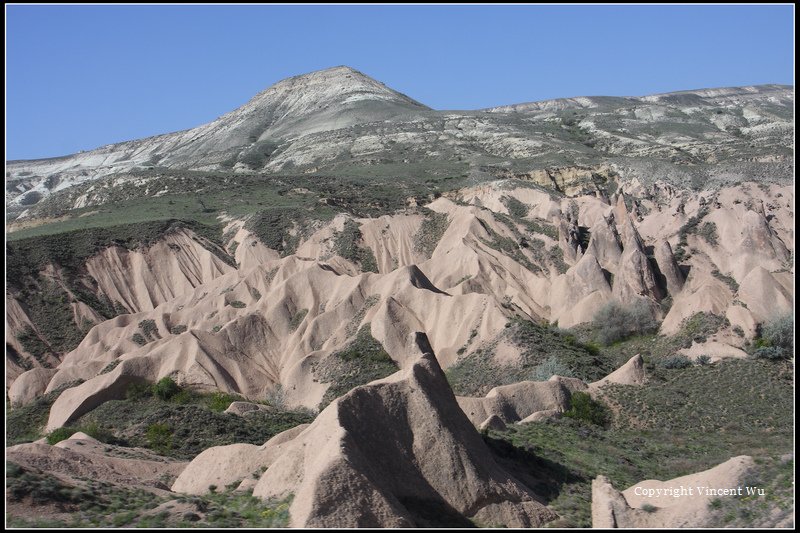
[345,294,380,338]
[14,326,51,367]
[7,380,85,445]
[563,392,609,426]
[592,300,658,346]
[45,421,114,445]
[606,358,792,433]
[485,360,792,528]
[705,455,795,527]
[99,359,121,375]
[289,309,308,332]
[333,219,379,273]
[446,318,614,396]
[675,311,728,347]
[314,324,398,409]
[476,216,544,275]
[152,377,181,401]
[698,221,719,245]
[170,324,188,335]
[244,208,316,256]
[73,382,314,460]
[673,206,710,261]
[695,354,712,366]
[146,423,173,454]
[138,319,159,340]
[501,195,529,218]
[413,208,449,258]
[131,333,147,346]
[712,269,739,292]
[749,312,794,360]
[529,355,574,381]
[229,300,247,309]
[7,462,293,528]
[548,245,569,274]
[661,354,693,369]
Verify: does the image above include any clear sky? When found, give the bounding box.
[6,4,794,160]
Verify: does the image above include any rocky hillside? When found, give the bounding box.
[6,67,793,219]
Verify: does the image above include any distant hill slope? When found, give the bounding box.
[6,67,793,219]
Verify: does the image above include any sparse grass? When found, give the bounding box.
[413,208,449,258]
[333,219,379,273]
[314,324,398,409]
[712,269,739,292]
[7,461,293,528]
[705,455,794,527]
[7,380,85,444]
[71,381,314,460]
[288,309,308,332]
[446,318,615,396]
[698,221,719,245]
[470,319,791,525]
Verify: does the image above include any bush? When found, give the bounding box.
[662,355,693,369]
[125,382,152,400]
[46,427,77,445]
[146,423,173,454]
[695,355,712,366]
[152,377,181,401]
[563,392,609,426]
[530,356,574,381]
[761,313,794,352]
[752,347,787,361]
[229,300,246,309]
[698,222,719,245]
[207,392,238,412]
[594,300,658,345]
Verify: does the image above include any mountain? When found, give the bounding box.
[6,67,793,219]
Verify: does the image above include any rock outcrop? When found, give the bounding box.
[173,333,557,528]
[592,456,755,528]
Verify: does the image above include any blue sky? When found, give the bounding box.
[6,4,794,160]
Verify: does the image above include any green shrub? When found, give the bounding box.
[138,319,158,339]
[229,300,246,308]
[289,309,308,332]
[695,355,712,366]
[333,219,379,273]
[564,392,609,426]
[169,325,187,335]
[413,209,449,258]
[99,359,121,374]
[594,300,658,345]
[752,347,787,360]
[125,382,152,400]
[662,355,692,369]
[46,427,78,445]
[152,377,181,401]
[698,222,719,245]
[761,313,794,352]
[131,333,147,346]
[146,423,173,454]
[501,196,529,219]
[207,392,238,412]
[641,503,658,513]
[530,356,574,381]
